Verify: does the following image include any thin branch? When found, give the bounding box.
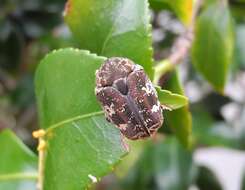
[153,0,203,85]
[166,0,203,65]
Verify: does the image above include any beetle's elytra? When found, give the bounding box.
[95,57,163,140]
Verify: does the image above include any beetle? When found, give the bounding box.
[95,57,163,140]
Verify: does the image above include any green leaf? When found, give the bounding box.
[234,24,245,70]
[163,70,192,148]
[155,86,188,110]
[149,0,193,25]
[192,108,239,148]
[152,138,195,190]
[195,166,222,190]
[122,137,195,190]
[35,48,128,190]
[192,1,234,93]
[115,139,151,178]
[64,0,153,78]
[242,170,245,190]
[0,129,37,190]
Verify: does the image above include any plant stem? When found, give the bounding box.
[153,0,203,85]
[32,130,46,190]
[37,138,45,190]
[153,59,174,85]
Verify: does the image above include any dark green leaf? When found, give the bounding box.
[122,137,195,190]
[231,3,245,22]
[192,1,234,93]
[163,70,192,148]
[0,29,24,72]
[0,129,37,190]
[115,140,151,178]
[242,170,245,190]
[192,108,239,148]
[152,138,195,190]
[35,48,128,189]
[195,166,222,190]
[155,86,188,110]
[64,0,153,78]
[149,0,171,11]
[122,143,154,190]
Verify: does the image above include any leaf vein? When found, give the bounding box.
[46,111,104,133]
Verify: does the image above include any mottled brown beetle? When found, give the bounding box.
[95,57,163,140]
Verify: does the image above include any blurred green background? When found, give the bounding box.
[0,0,245,189]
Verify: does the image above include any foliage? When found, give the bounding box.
[149,0,193,25]
[192,0,234,93]
[0,0,245,189]
[64,0,154,78]
[0,129,37,190]
[35,48,127,189]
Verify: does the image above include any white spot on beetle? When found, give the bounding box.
[142,82,154,95]
[134,64,143,70]
[119,124,127,130]
[146,118,152,123]
[118,106,125,113]
[151,104,160,113]
[104,103,115,116]
[142,87,151,94]
[88,174,97,183]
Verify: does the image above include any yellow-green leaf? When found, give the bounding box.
[150,0,193,25]
[155,86,188,110]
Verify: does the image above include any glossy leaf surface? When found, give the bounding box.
[64,0,153,78]
[35,48,128,190]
